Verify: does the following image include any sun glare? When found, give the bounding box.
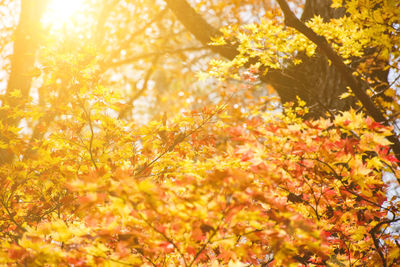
[42,0,85,28]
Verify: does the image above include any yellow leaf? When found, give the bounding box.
[0,141,8,149]
[228,260,247,267]
[138,180,155,194]
[10,89,22,98]
[339,92,351,99]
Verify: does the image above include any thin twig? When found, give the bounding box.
[106,46,206,70]
[78,99,98,170]
[137,212,188,267]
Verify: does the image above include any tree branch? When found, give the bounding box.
[165,0,237,59]
[164,0,400,162]
[164,0,290,101]
[105,46,206,70]
[276,0,400,162]
[276,0,383,122]
[118,54,161,119]
[369,218,400,267]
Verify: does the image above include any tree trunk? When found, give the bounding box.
[165,0,387,119]
[274,0,354,118]
[0,0,48,164]
[5,0,47,103]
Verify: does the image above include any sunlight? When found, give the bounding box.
[42,0,85,28]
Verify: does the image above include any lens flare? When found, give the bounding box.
[42,0,85,28]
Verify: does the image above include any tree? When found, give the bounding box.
[0,0,400,266]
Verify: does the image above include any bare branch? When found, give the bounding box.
[104,46,206,71]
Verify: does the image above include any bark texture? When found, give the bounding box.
[165,0,386,118]
[166,0,400,160]
[283,0,355,117]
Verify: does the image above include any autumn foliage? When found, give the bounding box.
[0,0,400,266]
